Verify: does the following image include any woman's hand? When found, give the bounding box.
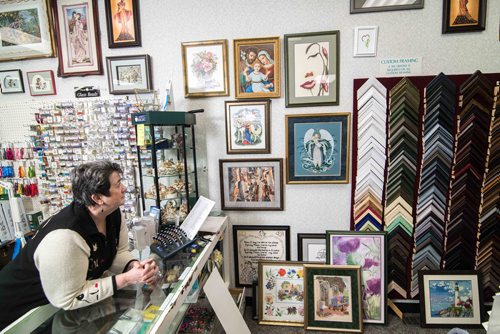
[140,259,159,286]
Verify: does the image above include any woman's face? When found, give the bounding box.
[258,54,270,65]
[102,171,126,209]
[296,43,327,97]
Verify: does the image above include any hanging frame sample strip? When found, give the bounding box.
[353,77,388,232]
[384,78,421,299]
[443,71,494,271]
[410,73,457,298]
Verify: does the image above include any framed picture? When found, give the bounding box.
[225,100,271,154]
[303,264,363,332]
[442,0,486,33]
[350,0,424,13]
[233,225,290,287]
[26,70,56,96]
[258,260,306,327]
[0,70,24,93]
[284,31,339,107]
[106,54,152,95]
[182,39,229,97]
[0,0,55,62]
[233,36,280,99]
[297,233,326,262]
[219,158,284,210]
[419,270,483,328]
[326,231,387,324]
[53,0,103,77]
[353,26,378,57]
[285,113,350,184]
[104,0,141,48]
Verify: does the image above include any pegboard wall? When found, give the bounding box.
[0,101,40,143]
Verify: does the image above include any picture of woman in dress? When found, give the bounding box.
[67,9,90,65]
[113,0,134,42]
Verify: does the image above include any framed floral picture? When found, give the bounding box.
[233,225,290,287]
[181,39,229,97]
[26,70,56,96]
[53,0,103,77]
[297,233,326,262]
[106,54,152,94]
[104,0,141,48]
[225,100,270,154]
[219,158,283,210]
[350,0,424,13]
[285,113,350,184]
[353,26,378,57]
[0,69,24,93]
[419,270,483,328]
[284,31,339,107]
[442,0,486,33]
[258,261,306,327]
[303,264,363,332]
[0,0,56,62]
[326,231,387,324]
[233,36,280,99]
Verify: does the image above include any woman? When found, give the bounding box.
[0,161,158,330]
[257,50,275,91]
[71,12,89,63]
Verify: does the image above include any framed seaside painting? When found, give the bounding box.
[285,113,350,184]
[0,69,24,93]
[27,70,56,96]
[258,261,306,327]
[419,270,483,328]
[0,0,55,62]
[233,225,290,287]
[53,0,103,76]
[303,264,363,332]
[233,36,280,99]
[225,100,270,154]
[106,54,152,94]
[326,231,388,324]
[297,233,326,263]
[104,0,141,48]
[284,31,339,107]
[442,0,486,33]
[350,0,424,13]
[182,39,229,97]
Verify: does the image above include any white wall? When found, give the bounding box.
[1,1,499,265]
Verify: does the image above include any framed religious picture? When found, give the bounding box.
[353,26,378,57]
[284,31,339,107]
[350,0,424,13]
[285,113,350,184]
[419,270,484,328]
[442,0,486,33]
[53,0,103,77]
[182,39,229,97]
[233,36,280,99]
[233,225,290,287]
[303,264,363,332]
[225,100,271,154]
[26,70,56,96]
[258,261,306,327]
[104,0,141,48]
[0,0,56,62]
[219,158,284,210]
[297,233,326,263]
[326,231,388,324]
[0,69,24,93]
[106,54,152,94]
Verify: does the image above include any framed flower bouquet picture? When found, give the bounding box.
[233,36,280,99]
[104,0,141,48]
[182,39,229,97]
[284,31,339,107]
[106,54,152,94]
[225,100,270,154]
[0,69,24,93]
[285,113,350,184]
[326,231,388,324]
[27,70,56,96]
[258,261,306,327]
[442,0,486,33]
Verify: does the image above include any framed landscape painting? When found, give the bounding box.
[350,0,424,13]
[104,0,141,48]
[442,0,486,33]
[106,54,152,94]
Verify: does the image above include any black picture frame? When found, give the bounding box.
[252,280,258,320]
[442,0,486,33]
[104,0,141,48]
[297,233,326,262]
[0,69,25,94]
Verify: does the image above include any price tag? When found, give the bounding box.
[136,124,145,146]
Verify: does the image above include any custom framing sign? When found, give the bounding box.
[104,0,142,48]
[350,0,424,13]
[106,54,152,94]
[442,0,486,33]
[26,70,56,96]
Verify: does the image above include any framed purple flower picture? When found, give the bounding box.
[326,231,387,325]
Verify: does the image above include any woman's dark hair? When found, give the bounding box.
[71,161,122,206]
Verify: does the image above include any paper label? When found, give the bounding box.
[379,57,422,76]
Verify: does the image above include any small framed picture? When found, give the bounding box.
[0,70,24,94]
[182,39,229,97]
[219,158,284,210]
[258,260,306,327]
[442,0,486,33]
[297,233,326,262]
[284,31,339,107]
[104,0,141,48]
[303,264,363,332]
[106,54,152,94]
[353,26,378,57]
[26,70,56,96]
[285,113,350,184]
[233,36,280,99]
[350,0,424,13]
[225,100,271,154]
[233,225,290,287]
[419,270,483,328]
